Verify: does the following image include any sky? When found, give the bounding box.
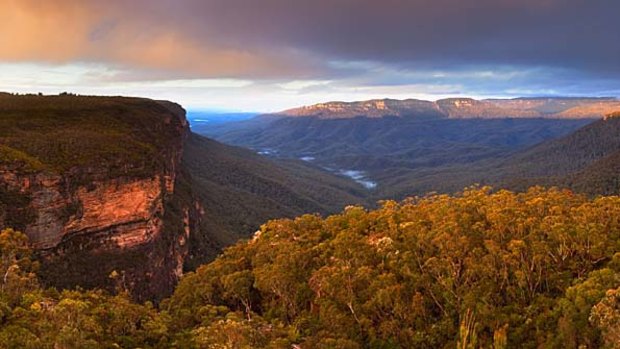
[1,0,619,112]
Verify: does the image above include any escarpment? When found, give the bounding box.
[0,95,201,301]
[0,94,375,301]
[1,172,171,250]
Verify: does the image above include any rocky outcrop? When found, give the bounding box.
[0,96,200,301]
[278,99,442,119]
[0,172,173,251]
[604,111,620,120]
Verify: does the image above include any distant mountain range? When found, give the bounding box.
[275,97,620,119]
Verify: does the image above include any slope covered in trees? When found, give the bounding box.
[168,187,620,348]
[377,115,620,199]
[204,114,592,176]
[182,133,369,267]
[0,94,185,179]
[202,98,620,202]
[2,188,619,348]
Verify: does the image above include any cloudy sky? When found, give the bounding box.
[1,0,618,111]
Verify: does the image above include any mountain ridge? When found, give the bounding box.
[272,97,620,119]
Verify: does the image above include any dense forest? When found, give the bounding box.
[204,114,592,177]
[2,187,619,348]
[0,94,186,180]
[368,116,620,200]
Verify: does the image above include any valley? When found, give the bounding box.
[201,97,620,200]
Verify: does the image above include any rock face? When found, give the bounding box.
[0,173,172,251]
[276,97,620,119]
[604,111,620,120]
[0,95,200,301]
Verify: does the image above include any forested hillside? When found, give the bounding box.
[2,187,619,348]
[202,97,620,203]
[204,115,592,174]
[378,115,620,199]
[182,133,369,268]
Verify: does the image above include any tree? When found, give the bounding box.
[0,228,39,306]
[590,286,620,349]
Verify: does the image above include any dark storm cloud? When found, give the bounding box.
[1,0,619,93]
[163,0,620,75]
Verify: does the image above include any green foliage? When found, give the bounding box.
[0,94,185,182]
[182,133,370,268]
[0,288,170,349]
[0,145,45,172]
[2,187,620,347]
[168,187,620,348]
[590,286,620,348]
[0,229,170,348]
[457,309,478,349]
[0,228,39,307]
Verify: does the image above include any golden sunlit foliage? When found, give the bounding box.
[167,187,620,348]
[2,187,620,348]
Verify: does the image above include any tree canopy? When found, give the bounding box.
[1,187,620,348]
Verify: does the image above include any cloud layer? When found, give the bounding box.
[1,0,619,110]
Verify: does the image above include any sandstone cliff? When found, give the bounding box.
[0,95,200,300]
[276,97,620,119]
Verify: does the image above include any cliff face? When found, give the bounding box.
[0,95,200,301]
[276,97,620,119]
[0,172,173,250]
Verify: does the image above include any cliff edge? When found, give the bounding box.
[0,94,199,300]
